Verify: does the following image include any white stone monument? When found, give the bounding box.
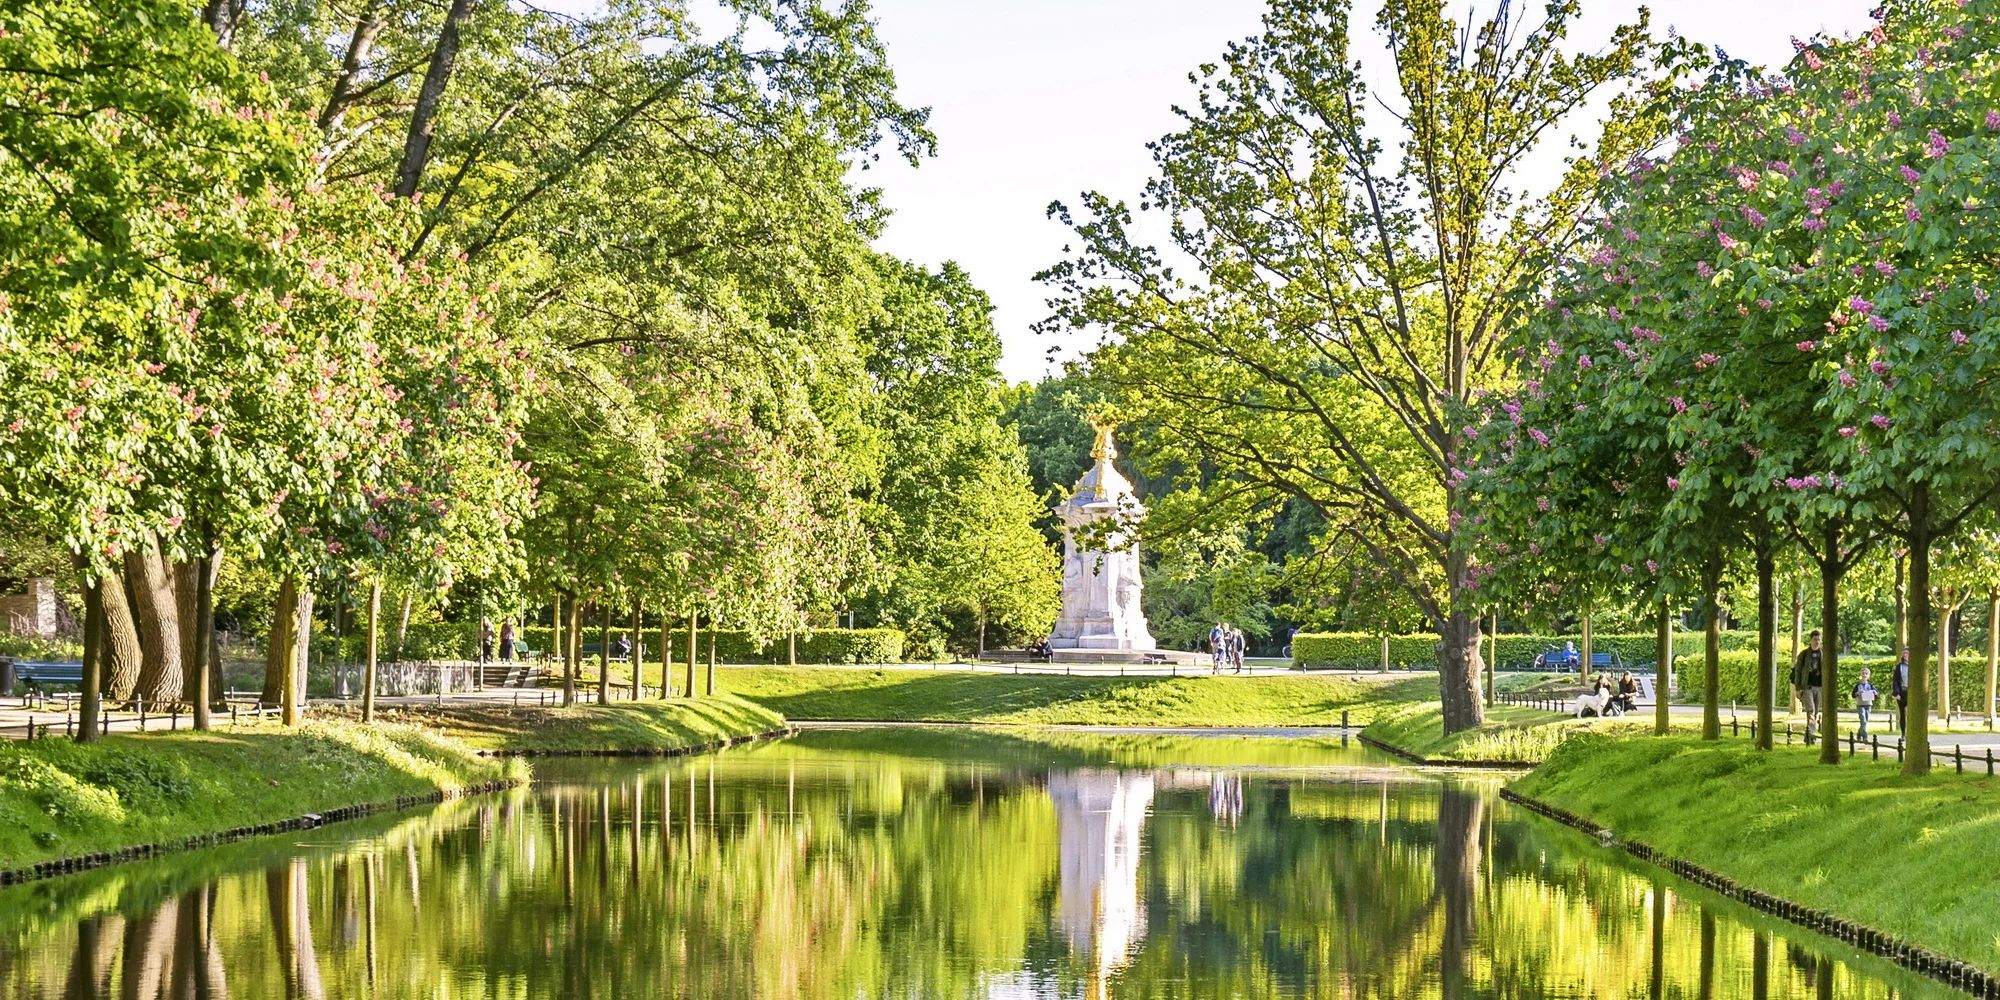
[1049,423,1157,651]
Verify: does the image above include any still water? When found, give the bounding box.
[0,726,1960,998]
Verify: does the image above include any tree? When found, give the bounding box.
[1042,0,1651,732]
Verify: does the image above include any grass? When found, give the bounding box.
[0,721,525,871]
[1512,733,2000,973]
[713,665,1438,726]
[345,696,786,753]
[1363,701,1702,763]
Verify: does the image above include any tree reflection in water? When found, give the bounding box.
[0,728,1965,999]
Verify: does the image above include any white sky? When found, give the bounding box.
[542,1,1881,382]
[856,1,1879,382]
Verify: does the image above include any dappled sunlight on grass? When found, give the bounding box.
[717,666,1437,726]
[1515,734,2000,972]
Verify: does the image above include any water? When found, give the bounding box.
[0,726,1959,998]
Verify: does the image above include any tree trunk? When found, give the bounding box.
[363,580,382,723]
[1702,560,1721,741]
[1789,581,1804,714]
[550,596,561,675]
[562,593,579,707]
[1484,611,1497,706]
[788,632,797,668]
[127,541,183,705]
[1435,607,1484,733]
[1654,600,1672,736]
[1819,521,1843,764]
[706,628,717,696]
[1755,533,1776,750]
[395,0,479,199]
[597,602,610,704]
[200,0,244,49]
[189,534,218,731]
[686,609,698,700]
[318,2,386,134]
[1938,599,1958,724]
[77,571,104,743]
[395,587,412,658]
[263,577,298,709]
[659,612,672,699]
[1581,610,1594,683]
[631,600,643,701]
[1905,482,1933,774]
[290,584,314,725]
[1987,592,1998,728]
[1894,551,1907,656]
[99,569,142,703]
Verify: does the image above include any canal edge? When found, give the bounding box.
[1354,733,1534,770]
[0,727,798,888]
[1499,787,1999,998]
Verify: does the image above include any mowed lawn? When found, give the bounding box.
[714,665,1437,726]
[1512,733,2000,973]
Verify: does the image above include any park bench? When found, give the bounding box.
[579,641,642,663]
[4,660,83,695]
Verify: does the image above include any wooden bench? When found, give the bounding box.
[8,660,83,695]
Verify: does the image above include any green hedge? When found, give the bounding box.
[329,624,904,665]
[1704,649,1995,713]
[1293,630,1758,670]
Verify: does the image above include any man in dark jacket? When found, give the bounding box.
[1792,631,1824,737]
[1893,647,1910,732]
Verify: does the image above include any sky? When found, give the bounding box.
[852,1,1881,383]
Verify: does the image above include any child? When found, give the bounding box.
[1853,667,1879,738]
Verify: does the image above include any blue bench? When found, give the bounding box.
[6,660,84,695]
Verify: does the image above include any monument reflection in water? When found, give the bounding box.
[0,728,1965,999]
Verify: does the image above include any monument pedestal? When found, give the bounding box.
[1047,424,1159,653]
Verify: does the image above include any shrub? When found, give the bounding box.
[1703,648,1993,713]
[1293,629,1757,670]
[330,625,906,665]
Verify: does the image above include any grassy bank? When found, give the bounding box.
[1363,702,1698,763]
[1512,734,2000,972]
[0,722,525,871]
[715,666,1436,726]
[367,696,786,753]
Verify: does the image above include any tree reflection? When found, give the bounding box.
[0,732,1963,999]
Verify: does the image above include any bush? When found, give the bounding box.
[1292,629,1757,670]
[1703,648,1993,713]
[329,624,906,665]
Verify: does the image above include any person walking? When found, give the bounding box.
[1792,630,1824,738]
[1231,626,1247,674]
[1892,647,1910,732]
[479,617,495,663]
[1209,622,1226,674]
[1853,667,1880,738]
[499,619,515,661]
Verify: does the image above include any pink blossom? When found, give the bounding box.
[1577,355,1594,370]
[1907,204,1923,222]
[1988,111,2000,129]
[1975,287,1990,303]
[1797,340,1817,351]
[1696,353,1720,369]
[1621,563,1634,575]
[1839,426,1857,437]
[1952,330,1970,346]
[1607,306,1624,320]
[1667,477,1682,490]
[1528,427,1551,447]
[1837,369,1857,387]
[1928,130,1951,159]
[1849,296,1874,313]
[1646,559,1660,574]
[1785,126,1806,146]
[1874,261,1895,276]
[1742,206,1768,228]
[1887,110,1902,127]
[1802,218,1828,232]
[1756,299,1773,309]
[1869,315,1890,332]
[1528,542,1541,555]
[1718,231,1740,250]
[1901,164,1922,185]
[1594,533,1608,547]
[1670,396,1688,413]
[1871,414,1891,429]
[1697,261,1714,278]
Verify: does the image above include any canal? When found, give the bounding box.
[0,726,1959,998]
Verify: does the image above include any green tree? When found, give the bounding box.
[1043,0,1651,731]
